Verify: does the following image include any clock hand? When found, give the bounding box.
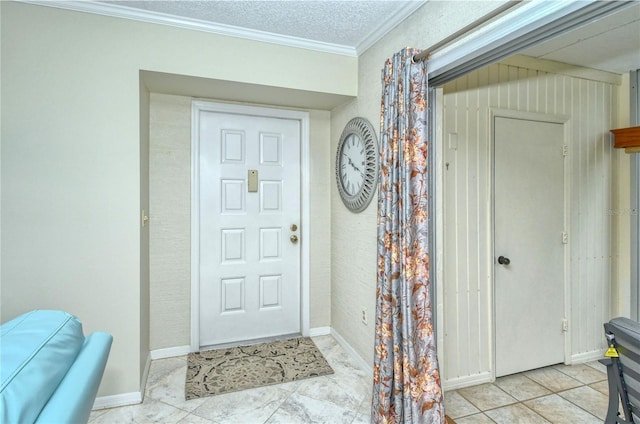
[347,157,361,173]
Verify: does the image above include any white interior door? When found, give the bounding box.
[494,116,565,377]
[197,108,301,347]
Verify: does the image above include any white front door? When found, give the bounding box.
[494,115,566,377]
[195,105,301,347]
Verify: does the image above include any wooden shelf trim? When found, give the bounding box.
[611,126,640,153]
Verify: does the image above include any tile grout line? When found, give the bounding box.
[260,389,294,424]
[481,400,550,422]
[450,366,608,421]
[522,367,607,421]
[553,385,606,421]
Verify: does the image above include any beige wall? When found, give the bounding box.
[307,110,333,329]
[613,72,633,318]
[148,94,332,350]
[329,1,510,367]
[1,1,354,397]
[149,94,192,349]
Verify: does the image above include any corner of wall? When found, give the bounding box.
[139,78,151,381]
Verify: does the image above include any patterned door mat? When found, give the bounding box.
[185,337,334,400]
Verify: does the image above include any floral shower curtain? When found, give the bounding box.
[371,48,444,423]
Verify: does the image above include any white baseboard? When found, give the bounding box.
[330,328,373,377]
[150,345,191,360]
[571,349,606,364]
[92,391,142,410]
[442,372,492,391]
[309,326,331,337]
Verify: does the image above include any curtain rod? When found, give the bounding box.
[412,1,523,63]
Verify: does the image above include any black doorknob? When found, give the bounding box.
[498,256,511,265]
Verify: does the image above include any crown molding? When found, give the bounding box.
[19,0,358,57]
[356,0,428,55]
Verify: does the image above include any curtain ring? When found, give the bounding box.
[411,53,430,64]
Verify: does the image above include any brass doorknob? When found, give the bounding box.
[290,235,298,244]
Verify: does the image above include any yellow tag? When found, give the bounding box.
[605,345,619,358]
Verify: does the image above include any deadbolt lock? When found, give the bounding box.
[290,224,298,232]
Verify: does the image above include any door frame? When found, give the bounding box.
[189,100,310,352]
[490,108,572,379]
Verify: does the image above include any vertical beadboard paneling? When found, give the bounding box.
[466,70,481,375]
[443,70,493,382]
[475,66,491,376]
[442,60,619,387]
[443,80,460,378]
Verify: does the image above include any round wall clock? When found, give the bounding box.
[335,117,379,213]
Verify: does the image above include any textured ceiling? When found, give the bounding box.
[100,0,422,49]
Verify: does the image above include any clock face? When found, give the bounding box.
[339,134,366,196]
[335,117,379,213]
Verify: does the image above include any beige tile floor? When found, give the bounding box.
[90,336,612,423]
[445,361,610,424]
[89,335,372,424]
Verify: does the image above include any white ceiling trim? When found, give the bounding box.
[20,0,359,56]
[356,0,427,55]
